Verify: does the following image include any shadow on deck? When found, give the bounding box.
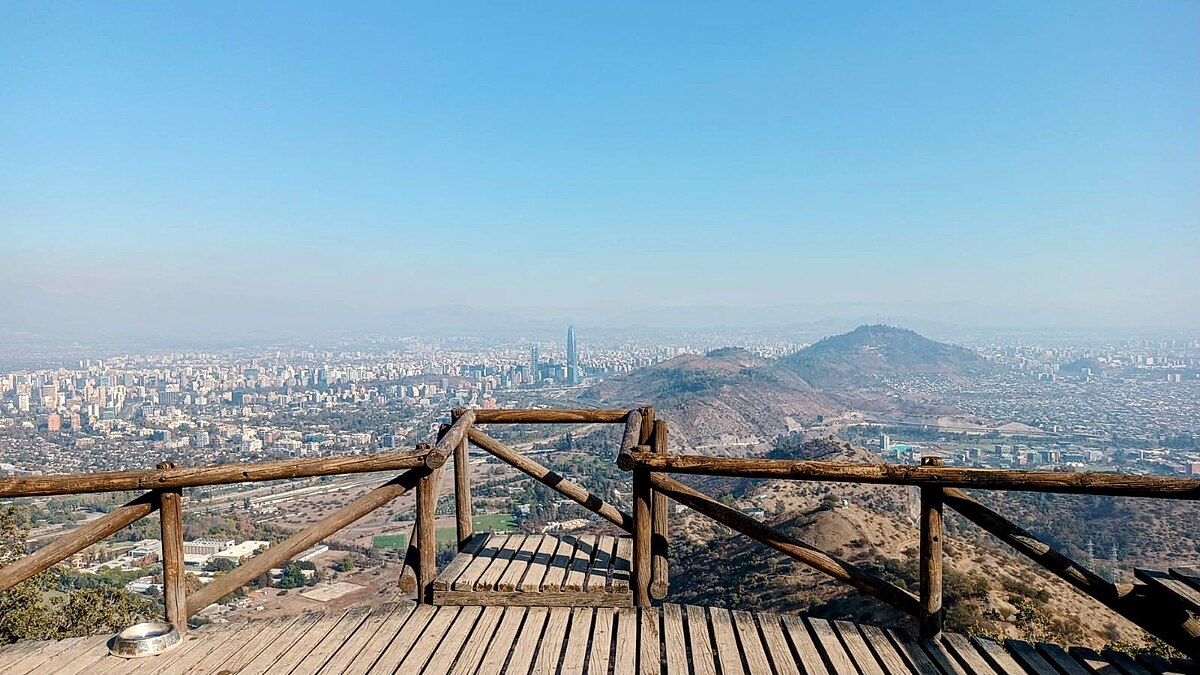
[3,602,1197,674]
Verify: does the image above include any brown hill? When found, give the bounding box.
[777,324,993,388]
[582,326,998,450]
[580,348,836,452]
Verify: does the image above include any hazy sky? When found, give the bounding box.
[2,2,1198,336]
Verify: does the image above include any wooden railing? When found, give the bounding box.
[0,412,475,635]
[619,449,1200,658]
[3,406,1197,660]
[412,407,665,603]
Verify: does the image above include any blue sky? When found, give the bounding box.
[2,2,1197,334]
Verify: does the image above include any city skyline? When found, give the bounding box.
[3,2,1198,340]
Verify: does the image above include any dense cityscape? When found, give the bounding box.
[4,1,1197,667]
[4,330,1198,651]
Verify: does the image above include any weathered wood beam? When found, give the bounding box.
[398,518,418,594]
[943,486,1200,657]
[400,443,433,594]
[632,465,653,607]
[0,493,156,594]
[416,429,449,605]
[416,463,446,604]
[638,407,655,445]
[186,466,427,616]
[451,412,474,552]
[156,471,187,634]
[919,458,944,639]
[471,409,631,424]
[941,487,1122,602]
[466,428,633,531]
[431,409,474,468]
[0,450,429,499]
[623,453,1200,499]
[650,419,669,600]
[617,410,645,471]
[621,410,644,454]
[648,473,920,616]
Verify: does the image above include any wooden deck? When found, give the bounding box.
[434,533,632,607]
[2,601,1197,674]
[1134,566,1200,617]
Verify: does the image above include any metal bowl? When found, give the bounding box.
[108,621,182,658]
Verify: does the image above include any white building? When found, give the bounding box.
[212,540,270,565]
[184,539,235,557]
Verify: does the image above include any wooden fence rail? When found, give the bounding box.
[941,486,1200,654]
[647,473,921,616]
[621,452,1200,499]
[472,409,631,424]
[0,493,158,595]
[625,447,1200,655]
[0,450,429,499]
[12,408,1193,657]
[0,408,639,639]
[187,466,430,615]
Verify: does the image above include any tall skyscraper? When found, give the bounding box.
[530,346,540,382]
[567,325,580,385]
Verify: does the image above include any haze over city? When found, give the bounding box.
[4,3,1200,669]
[3,2,1198,344]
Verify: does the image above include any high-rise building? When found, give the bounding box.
[530,347,540,382]
[567,325,580,385]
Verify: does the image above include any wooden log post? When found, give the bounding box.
[400,443,433,593]
[397,518,418,594]
[919,457,944,639]
[187,466,427,616]
[0,493,157,594]
[156,463,187,635]
[452,412,474,551]
[400,416,470,595]
[632,464,653,608]
[638,407,655,445]
[617,410,643,468]
[648,473,920,616]
[416,459,446,604]
[649,419,669,600]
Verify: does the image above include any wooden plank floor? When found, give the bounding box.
[434,532,633,607]
[2,602,1195,674]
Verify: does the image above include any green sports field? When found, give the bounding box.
[371,534,408,549]
[373,514,514,550]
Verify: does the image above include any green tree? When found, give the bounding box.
[205,558,237,572]
[0,506,154,644]
[275,562,308,589]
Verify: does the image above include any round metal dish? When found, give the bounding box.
[108,621,182,658]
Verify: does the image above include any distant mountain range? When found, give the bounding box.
[4,283,1192,349]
